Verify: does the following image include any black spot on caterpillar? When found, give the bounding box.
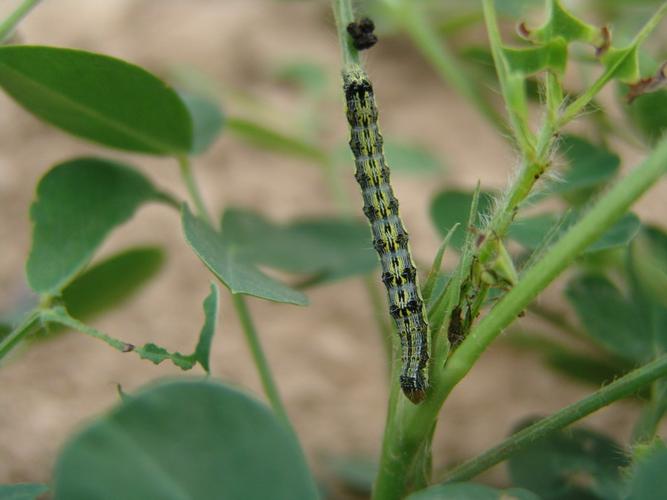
[347,17,378,51]
[343,65,429,404]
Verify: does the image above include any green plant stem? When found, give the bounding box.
[178,156,213,226]
[332,0,359,67]
[441,353,667,483]
[0,0,41,42]
[385,0,506,134]
[0,311,40,361]
[372,135,667,499]
[231,293,290,424]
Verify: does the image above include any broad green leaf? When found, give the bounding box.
[627,447,667,499]
[182,205,307,305]
[0,46,191,154]
[226,117,326,164]
[27,158,164,295]
[629,226,667,309]
[626,87,667,145]
[327,456,377,496]
[0,483,48,500]
[62,247,165,321]
[508,212,640,254]
[179,91,224,155]
[221,208,376,285]
[53,379,319,500]
[430,190,494,250]
[601,46,640,84]
[565,274,651,362]
[550,135,620,196]
[508,421,629,500]
[408,483,539,500]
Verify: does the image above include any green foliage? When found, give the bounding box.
[430,190,494,250]
[53,379,319,500]
[327,455,377,496]
[181,205,308,305]
[221,208,377,285]
[61,247,165,321]
[508,422,629,500]
[630,226,667,308]
[178,91,225,155]
[626,447,667,499]
[0,46,192,154]
[0,484,48,500]
[27,158,165,295]
[408,483,539,500]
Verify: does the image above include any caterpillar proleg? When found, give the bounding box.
[343,65,430,404]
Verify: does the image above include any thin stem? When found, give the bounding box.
[332,0,359,67]
[389,0,507,133]
[232,293,290,424]
[441,353,667,483]
[0,310,40,361]
[0,0,42,42]
[178,156,213,226]
[42,308,133,353]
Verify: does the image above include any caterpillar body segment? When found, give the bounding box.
[343,66,430,404]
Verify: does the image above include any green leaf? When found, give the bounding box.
[430,190,495,251]
[627,447,667,499]
[508,212,640,254]
[27,158,163,295]
[550,135,620,196]
[62,247,165,321]
[629,226,667,309]
[178,91,224,155]
[182,205,307,305]
[601,46,641,84]
[524,0,605,47]
[0,46,191,154]
[503,39,568,76]
[191,283,219,373]
[226,117,326,164]
[408,483,540,500]
[565,274,652,363]
[221,208,377,285]
[53,379,319,500]
[0,484,48,500]
[508,421,629,500]
[626,87,667,145]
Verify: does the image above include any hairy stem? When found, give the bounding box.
[0,0,42,42]
[442,353,667,482]
[232,294,290,424]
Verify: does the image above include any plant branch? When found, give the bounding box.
[0,0,42,43]
[441,353,667,483]
[231,293,290,425]
[332,0,359,67]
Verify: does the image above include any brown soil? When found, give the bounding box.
[1,0,665,497]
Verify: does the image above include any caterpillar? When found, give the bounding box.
[343,65,429,404]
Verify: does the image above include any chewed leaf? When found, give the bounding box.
[519,0,607,50]
[0,46,192,154]
[182,205,307,305]
[136,343,195,370]
[27,158,165,295]
[53,380,319,500]
[191,283,219,373]
[601,46,641,84]
[503,38,567,76]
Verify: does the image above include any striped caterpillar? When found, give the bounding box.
[343,65,430,404]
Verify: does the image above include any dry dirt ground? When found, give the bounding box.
[0,0,666,496]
